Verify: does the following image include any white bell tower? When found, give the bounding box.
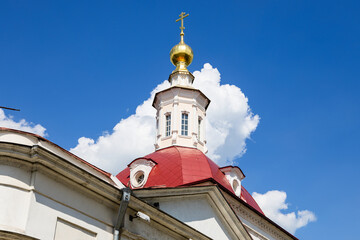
[152,12,210,153]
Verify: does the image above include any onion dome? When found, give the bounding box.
[170,12,194,73]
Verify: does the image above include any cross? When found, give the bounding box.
[176,12,189,42]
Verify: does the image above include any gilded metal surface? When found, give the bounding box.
[170,12,194,72]
[176,12,189,43]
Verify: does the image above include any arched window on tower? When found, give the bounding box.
[181,113,188,136]
[198,117,202,141]
[156,118,159,132]
[165,114,171,137]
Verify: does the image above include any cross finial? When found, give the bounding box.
[176,12,189,43]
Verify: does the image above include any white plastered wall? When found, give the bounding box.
[155,196,233,240]
[155,87,208,153]
[25,171,115,240]
[0,165,32,234]
[0,162,114,240]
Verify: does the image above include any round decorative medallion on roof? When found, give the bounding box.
[170,12,193,73]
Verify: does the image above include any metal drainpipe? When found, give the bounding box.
[113,188,131,240]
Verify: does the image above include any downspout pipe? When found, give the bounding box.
[113,187,131,240]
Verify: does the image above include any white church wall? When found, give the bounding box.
[33,171,115,225]
[123,213,179,240]
[0,160,114,240]
[25,192,113,240]
[0,163,32,192]
[24,171,115,240]
[53,218,97,240]
[156,196,234,240]
[0,165,32,234]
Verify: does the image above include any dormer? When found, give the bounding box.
[128,158,156,189]
[220,166,245,197]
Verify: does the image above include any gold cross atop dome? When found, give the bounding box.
[176,12,189,43]
[170,12,194,73]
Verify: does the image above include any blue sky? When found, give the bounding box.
[1,1,359,239]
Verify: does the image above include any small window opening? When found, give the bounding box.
[165,114,171,137]
[198,118,202,140]
[135,171,145,185]
[181,113,188,136]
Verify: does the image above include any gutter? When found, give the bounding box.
[113,188,131,240]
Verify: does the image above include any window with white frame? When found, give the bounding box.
[181,113,188,136]
[165,114,171,137]
[198,117,202,140]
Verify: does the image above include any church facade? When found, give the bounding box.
[0,13,298,240]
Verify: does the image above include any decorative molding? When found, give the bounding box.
[0,230,39,240]
[0,142,121,207]
[225,196,294,240]
[121,229,146,240]
[178,135,191,139]
[155,91,207,112]
[245,226,269,240]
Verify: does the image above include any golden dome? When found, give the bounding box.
[170,42,193,72]
[170,12,193,73]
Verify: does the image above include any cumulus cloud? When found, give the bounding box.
[0,109,47,136]
[193,63,259,161]
[252,190,316,234]
[70,80,169,172]
[70,63,259,173]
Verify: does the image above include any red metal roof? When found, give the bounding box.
[116,146,264,215]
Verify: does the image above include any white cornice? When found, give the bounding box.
[0,130,112,185]
[224,193,296,240]
[159,96,206,112]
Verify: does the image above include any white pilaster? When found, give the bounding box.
[191,101,198,147]
[172,96,179,144]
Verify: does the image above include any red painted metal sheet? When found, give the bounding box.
[116,146,264,215]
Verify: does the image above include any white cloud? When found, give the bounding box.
[252,190,316,234]
[70,63,259,173]
[193,63,259,161]
[70,80,169,172]
[0,109,47,136]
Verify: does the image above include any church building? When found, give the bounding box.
[0,13,298,240]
